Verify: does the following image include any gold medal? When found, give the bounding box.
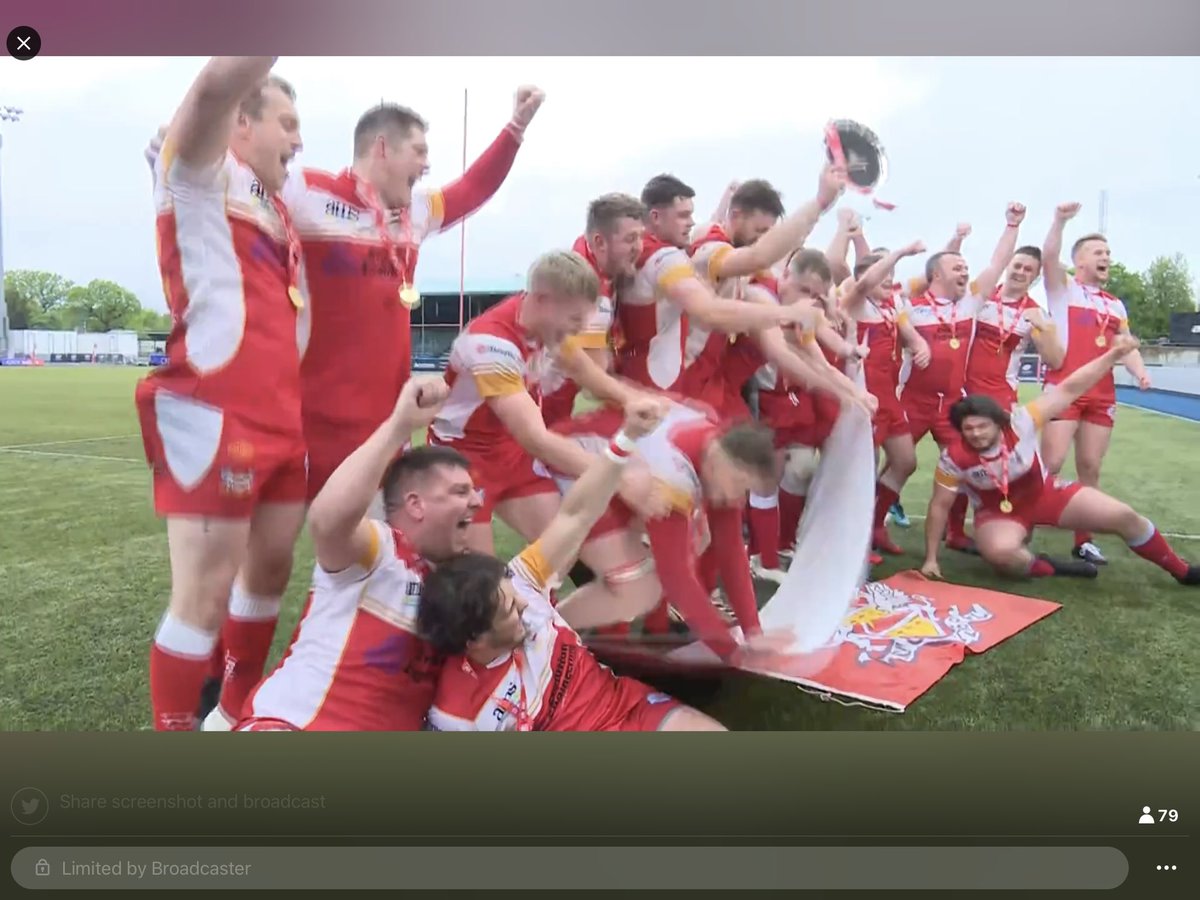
[1095,334,1107,347]
[398,285,421,309]
[999,499,1013,514]
[287,286,304,310]
[949,337,961,350]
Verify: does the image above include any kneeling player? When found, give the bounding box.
[544,401,786,663]
[419,399,726,731]
[921,334,1200,586]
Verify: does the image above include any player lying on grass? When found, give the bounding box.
[921,334,1200,586]
[231,375,476,731]
[418,397,728,731]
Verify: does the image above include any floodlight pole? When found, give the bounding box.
[0,105,23,359]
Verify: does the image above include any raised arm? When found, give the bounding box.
[944,222,972,254]
[825,208,859,285]
[533,399,666,575]
[706,163,846,280]
[433,86,543,231]
[167,57,279,169]
[1027,334,1140,422]
[973,203,1026,293]
[840,241,926,314]
[1042,202,1081,294]
[308,375,449,574]
[652,249,801,334]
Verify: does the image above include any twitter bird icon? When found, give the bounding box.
[11,788,49,826]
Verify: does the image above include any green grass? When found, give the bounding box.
[1,367,1197,731]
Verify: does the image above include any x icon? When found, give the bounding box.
[16,37,30,50]
[7,26,40,60]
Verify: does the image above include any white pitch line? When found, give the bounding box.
[895,513,1200,542]
[0,433,138,450]
[0,447,141,464]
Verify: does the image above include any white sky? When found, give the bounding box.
[1,56,1198,311]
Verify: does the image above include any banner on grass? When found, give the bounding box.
[658,570,1061,712]
[750,571,1060,712]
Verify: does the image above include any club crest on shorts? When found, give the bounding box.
[827,581,993,666]
[219,468,254,498]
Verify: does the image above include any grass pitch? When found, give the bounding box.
[1,366,1197,731]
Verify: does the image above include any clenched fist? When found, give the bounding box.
[512,85,545,129]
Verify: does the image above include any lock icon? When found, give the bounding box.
[35,859,50,876]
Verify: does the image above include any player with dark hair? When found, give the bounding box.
[921,334,1199,587]
[232,375,484,731]
[421,397,727,732]
[1039,202,1154,565]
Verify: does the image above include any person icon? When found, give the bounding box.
[1139,807,1155,825]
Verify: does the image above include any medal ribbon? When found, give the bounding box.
[1077,278,1115,338]
[981,443,1011,510]
[491,648,533,731]
[269,194,304,307]
[349,171,415,289]
[994,289,1032,354]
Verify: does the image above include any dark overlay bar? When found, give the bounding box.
[11,846,1129,891]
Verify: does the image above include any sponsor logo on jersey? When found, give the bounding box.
[645,692,673,705]
[324,199,361,222]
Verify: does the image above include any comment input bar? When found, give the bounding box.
[12,845,1129,890]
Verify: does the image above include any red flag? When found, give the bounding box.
[588,571,1060,714]
[748,571,1060,711]
[872,198,897,211]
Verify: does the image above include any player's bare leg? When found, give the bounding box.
[1056,487,1200,585]
[1069,421,1114,564]
[657,706,727,732]
[1038,418,1077,479]
[152,518,250,730]
[205,500,307,730]
[973,518,1094,580]
[556,529,661,630]
[873,433,917,555]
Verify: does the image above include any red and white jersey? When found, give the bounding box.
[244,521,441,731]
[934,404,1050,513]
[426,541,649,731]
[148,146,302,438]
[965,288,1038,399]
[540,236,616,425]
[900,291,982,402]
[615,235,720,392]
[282,169,449,447]
[429,294,552,453]
[849,288,910,400]
[1043,279,1127,401]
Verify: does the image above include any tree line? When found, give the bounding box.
[3,254,1196,339]
[3,270,172,334]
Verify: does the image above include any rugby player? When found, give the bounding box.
[428,250,670,630]
[145,84,543,728]
[1039,202,1154,565]
[420,397,729,731]
[921,334,1199,586]
[137,57,308,731]
[546,399,791,662]
[232,375,475,731]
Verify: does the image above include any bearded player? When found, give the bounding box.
[233,376,475,731]
[146,86,545,729]
[907,205,1063,553]
[617,165,870,418]
[1040,202,1154,565]
[420,397,729,732]
[921,334,1199,587]
[137,58,309,731]
[540,193,647,428]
